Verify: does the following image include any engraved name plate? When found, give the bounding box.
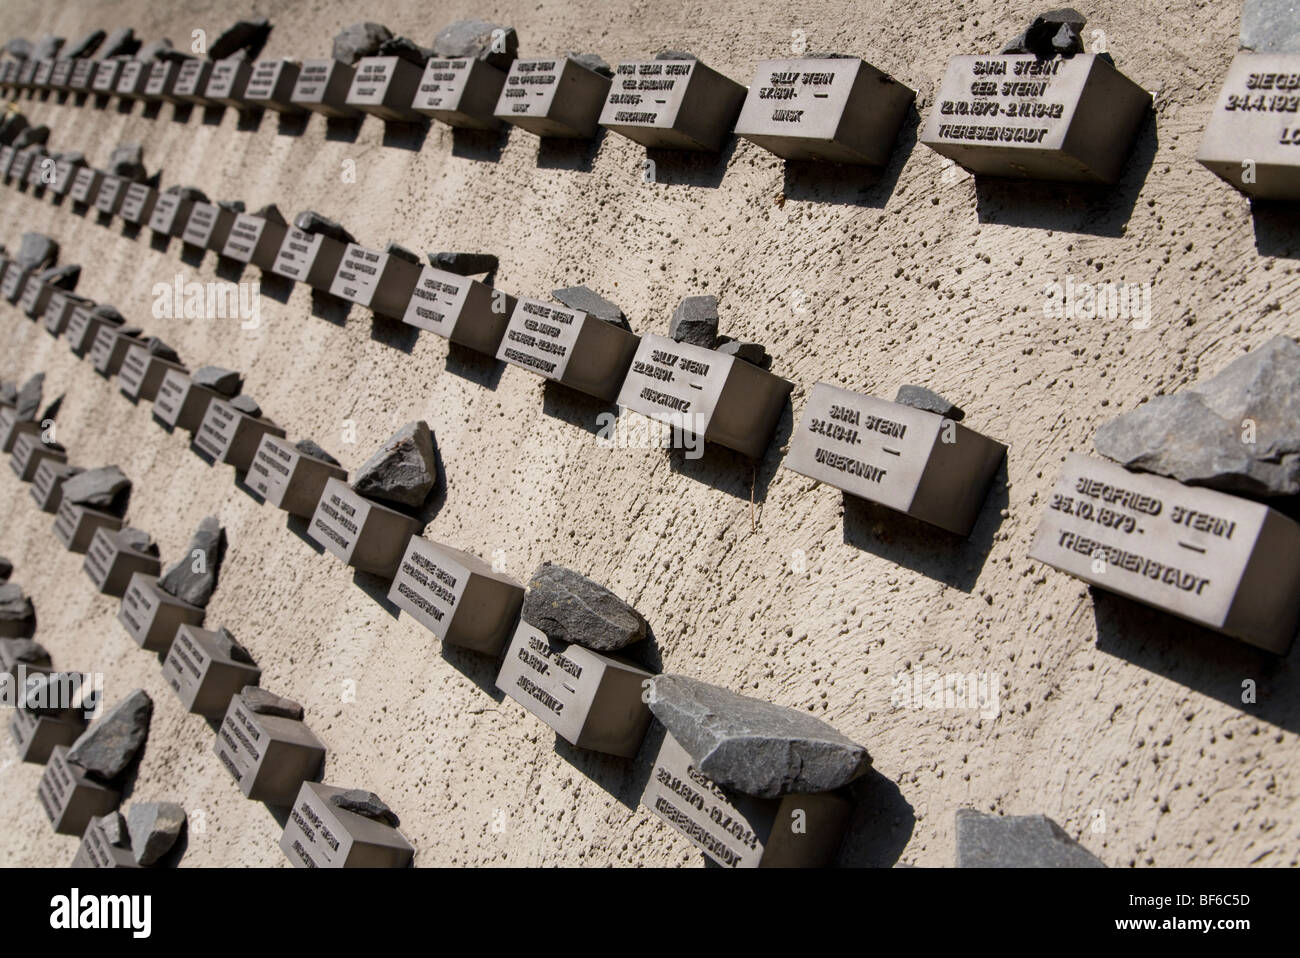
[329,244,422,319]
[401,265,514,355]
[495,56,611,138]
[193,398,286,472]
[344,56,423,121]
[247,434,347,518]
[271,227,348,289]
[412,57,506,129]
[290,58,359,118]
[118,573,205,653]
[307,477,420,578]
[38,745,121,836]
[280,781,414,868]
[600,57,747,151]
[497,297,640,401]
[214,697,326,805]
[162,624,262,718]
[1198,52,1300,199]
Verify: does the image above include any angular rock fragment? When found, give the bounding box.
[647,674,872,797]
[568,52,612,77]
[66,689,153,782]
[295,438,340,467]
[715,339,771,370]
[669,295,719,348]
[192,365,242,396]
[65,30,106,59]
[328,789,400,828]
[37,264,80,290]
[376,36,431,66]
[1009,8,1086,59]
[427,251,497,275]
[1242,0,1300,54]
[433,20,517,70]
[385,242,420,265]
[2,636,48,664]
[106,144,146,181]
[93,811,129,848]
[0,114,29,146]
[895,384,965,421]
[333,22,392,64]
[0,556,11,581]
[15,373,44,421]
[294,210,354,244]
[61,465,131,513]
[552,285,629,329]
[0,382,15,406]
[91,304,125,324]
[164,185,208,202]
[12,125,48,148]
[157,516,224,607]
[656,50,695,60]
[4,38,31,60]
[31,35,64,60]
[100,28,140,59]
[229,395,262,418]
[0,582,34,627]
[17,233,57,271]
[216,199,245,214]
[115,528,158,556]
[239,685,303,720]
[211,626,254,665]
[139,337,180,362]
[127,802,186,866]
[521,562,647,652]
[209,17,271,61]
[137,39,174,62]
[1095,335,1300,497]
[955,808,1105,867]
[252,203,285,224]
[350,420,438,509]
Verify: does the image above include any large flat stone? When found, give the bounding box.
[350,420,437,509]
[66,689,153,782]
[955,808,1106,867]
[521,562,647,652]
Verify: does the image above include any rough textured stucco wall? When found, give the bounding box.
[0,0,1296,868]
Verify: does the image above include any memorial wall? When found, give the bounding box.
[0,0,1296,869]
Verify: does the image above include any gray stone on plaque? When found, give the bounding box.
[222,205,288,270]
[12,124,49,148]
[735,56,915,166]
[118,573,205,653]
[106,143,146,180]
[920,23,1149,184]
[895,384,965,421]
[669,295,719,348]
[401,262,515,356]
[332,22,392,64]
[497,296,640,401]
[647,674,872,798]
[955,808,1105,868]
[434,19,517,70]
[551,285,629,330]
[521,562,646,652]
[308,477,422,578]
[618,333,794,458]
[118,341,186,403]
[0,636,49,674]
[14,372,44,421]
[247,434,348,517]
[31,35,64,60]
[10,430,67,482]
[600,54,747,151]
[5,38,32,59]
[162,624,261,718]
[194,365,245,395]
[329,242,423,318]
[30,460,81,514]
[1001,9,1088,58]
[155,516,223,607]
[0,582,36,638]
[65,688,152,782]
[16,232,56,270]
[38,745,121,837]
[293,209,355,243]
[1030,452,1300,654]
[642,732,854,867]
[1095,336,1300,497]
[349,420,438,509]
[428,251,498,275]
[182,200,240,252]
[281,781,414,868]
[244,59,303,113]
[495,55,612,138]
[290,57,359,117]
[497,620,654,756]
[784,382,1007,536]
[66,31,106,60]
[214,688,325,805]
[1242,0,1300,53]
[344,53,424,121]
[240,685,303,719]
[101,28,140,59]
[193,397,286,471]
[388,537,525,655]
[210,17,271,60]
[71,813,138,869]
[84,526,162,597]
[229,394,262,417]
[126,802,185,866]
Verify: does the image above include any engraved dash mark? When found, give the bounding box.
[1177,541,1206,554]
[883,447,902,457]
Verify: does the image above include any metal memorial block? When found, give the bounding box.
[118,573,205,654]
[205,57,252,107]
[600,57,747,151]
[11,704,85,765]
[118,183,158,224]
[163,624,262,718]
[69,58,96,92]
[118,343,185,402]
[344,56,424,121]
[281,782,414,868]
[25,151,51,190]
[308,478,421,578]
[919,53,1149,184]
[11,430,66,482]
[44,291,83,336]
[54,501,124,554]
[172,58,215,105]
[497,297,640,401]
[152,369,219,433]
[616,334,793,459]
[496,621,653,757]
[32,59,53,89]
[16,58,36,89]
[8,146,39,185]
[50,157,84,196]
[90,326,137,377]
[785,383,1006,536]
[329,244,422,319]
[290,58,359,118]
[144,60,182,101]
[1198,52,1300,200]
[83,527,162,598]
[271,226,348,289]
[193,398,286,472]
[71,817,138,868]
[412,57,507,129]
[1030,453,1300,654]
[50,59,74,91]
[244,59,303,113]
[401,265,515,355]
[222,212,288,270]
[20,274,53,317]
[148,190,196,237]
[495,56,611,137]
[735,56,915,165]
[0,146,15,179]
[115,59,150,98]
[0,406,41,453]
[388,537,525,655]
[93,174,129,216]
[181,201,238,252]
[642,733,852,868]
[0,262,28,302]
[247,434,347,518]
[66,306,116,356]
[38,746,121,837]
[214,696,326,805]
[91,58,123,95]
[31,459,79,513]
[0,643,49,677]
